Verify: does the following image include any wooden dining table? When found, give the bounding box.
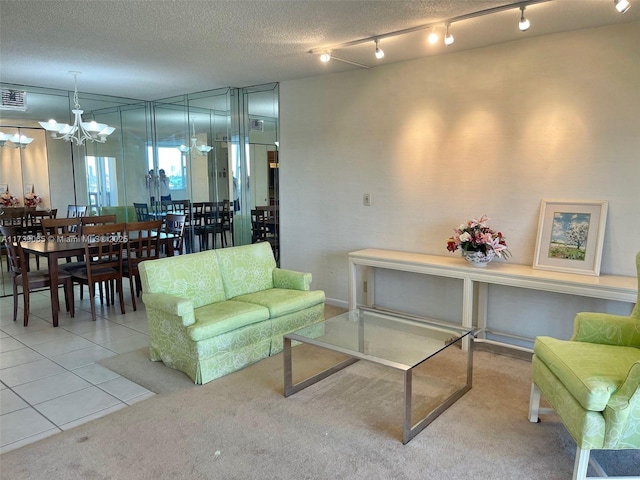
[21,230,176,327]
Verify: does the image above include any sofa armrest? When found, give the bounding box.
[141,292,196,327]
[273,268,311,291]
[571,312,640,347]
[603,360,640,447]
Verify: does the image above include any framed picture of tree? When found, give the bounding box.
[533,199,608,276]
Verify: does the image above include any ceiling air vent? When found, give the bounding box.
[1,89,27,111]
[250,119,264,132]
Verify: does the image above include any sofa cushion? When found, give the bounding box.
[215,243,276,298]
[189,300,270,341]
[233,288,325,318]
[534,336,640,411]
[139,250,226,309]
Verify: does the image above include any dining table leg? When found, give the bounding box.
[48,252,60,327]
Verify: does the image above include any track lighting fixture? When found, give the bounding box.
[614,0,631,13]
[311,1,558,64]
[427,28,439,45]
[519,6,530,31]
[374,39,384,59]
[444,24,454,46]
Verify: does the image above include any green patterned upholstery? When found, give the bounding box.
[534,337,640,412]
[140,250,226,308]
[216,243,276,298]
[529,252,640,479]
[139,242,325,384]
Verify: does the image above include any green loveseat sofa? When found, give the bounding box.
[138,242,325,384]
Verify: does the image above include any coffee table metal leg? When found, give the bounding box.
[402,336,474,444]
[283,336,359,397]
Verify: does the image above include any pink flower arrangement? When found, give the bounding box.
[24,192,43,208]
[446,215,510,258]
[1,191,20,207]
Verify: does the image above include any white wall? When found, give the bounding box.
[279,21,640,344]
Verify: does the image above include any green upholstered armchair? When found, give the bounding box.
[529,252,640,480]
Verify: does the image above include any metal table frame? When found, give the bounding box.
[284,309,474,444]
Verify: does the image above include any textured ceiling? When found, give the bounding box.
[0,0,638,101]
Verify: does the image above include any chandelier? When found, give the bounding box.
[39,71,115,145]
[177,122,212,156]
[0,131,34,149]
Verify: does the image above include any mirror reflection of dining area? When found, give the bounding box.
[0,211,188,327]
[0,82,280,320]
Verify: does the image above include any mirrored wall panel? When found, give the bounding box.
[0,81,279,296]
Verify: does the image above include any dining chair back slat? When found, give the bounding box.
[66,205,88,218]
[133,203,151,221]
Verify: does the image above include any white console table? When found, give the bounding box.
[348,249,637,349]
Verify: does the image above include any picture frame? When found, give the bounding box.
[533,199,608,276]
[0,184,7,193]
[24,184,34,195]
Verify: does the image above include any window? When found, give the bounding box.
[147,146,186,190]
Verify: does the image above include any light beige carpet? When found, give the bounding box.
[2,338,639,479]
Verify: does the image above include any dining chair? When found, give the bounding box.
[163,213,186,256]
[169,200,192,251]
[1,207,34,228]
[1,207,35,271]
[0,225,74,326]
[123,219,162,310]
[41,217,83,266]
[80,214,117,229]
[75,214,118,304]
[70,222,127,322]
[221,200,233,247]
[171,199,191,214]
[66,205,88,219]
[41,217,81,239]
[26,209,58,268]
[27,209,58,235]
[251,209,279,261]
[1,210,23,271]
[194,202,226,250]
[133,203,151,221]
[159,200,174,214]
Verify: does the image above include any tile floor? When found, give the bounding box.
[0,283,155,454]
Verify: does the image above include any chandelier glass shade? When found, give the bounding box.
[0,131,34,149]
[177,137,213,156]
[39,72,115,145]
[177,123,212,156]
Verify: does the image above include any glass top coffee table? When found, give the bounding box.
[283,307,475,444]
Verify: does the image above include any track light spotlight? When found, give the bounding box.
[320,52,331,63]
[427,28,438,45]
[614,0,631,13]
[444,24,454,46]
[374,39,384,59]
[519,6,530,31]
